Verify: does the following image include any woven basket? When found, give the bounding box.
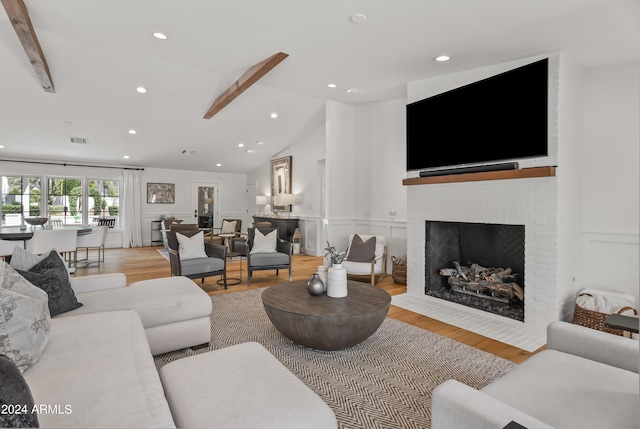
[571,293,638,336]
[391,256,407,285]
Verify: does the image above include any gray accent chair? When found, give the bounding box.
[160,220,189,250]
[167,229,228,288]
[236,226,291,286]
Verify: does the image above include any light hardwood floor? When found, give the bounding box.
[74,246,542,363]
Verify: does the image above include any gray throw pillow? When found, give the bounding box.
[346,235,376,262]
[17,251,83,317]
[9,246,44,271]
[0,262,51,373]
[0,354,39,427]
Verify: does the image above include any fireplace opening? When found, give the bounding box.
[425,221,525,321]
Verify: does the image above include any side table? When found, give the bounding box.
[217,251,244,286]
[218,233,236,252]
[604,314,639,334]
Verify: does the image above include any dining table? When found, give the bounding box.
[0,224,93,243]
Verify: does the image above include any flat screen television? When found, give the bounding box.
[406,58,548,172]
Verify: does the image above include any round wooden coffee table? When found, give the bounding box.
[262,280,391,350]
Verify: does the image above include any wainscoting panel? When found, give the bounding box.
[581,230,639,298]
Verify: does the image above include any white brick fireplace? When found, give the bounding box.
[394,173,566,351]
[392,53,584,352]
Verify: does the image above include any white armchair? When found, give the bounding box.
[341,234,387,285]
[432,321,639,429]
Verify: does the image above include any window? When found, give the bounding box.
[0,175,121,227]
[0,176,42,225]
[48,177,82,225]
[88,179,120,226]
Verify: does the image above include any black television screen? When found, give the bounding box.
[406,58,548,172]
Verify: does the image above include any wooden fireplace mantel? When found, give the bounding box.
[402,166,556,186]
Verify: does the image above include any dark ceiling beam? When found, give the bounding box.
[2,0,55,93]
[204,51,288,119]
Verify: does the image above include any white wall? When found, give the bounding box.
[581,63,640,296]
[246,118,326,255]
[140,167,247,245]
[246,98,408,262]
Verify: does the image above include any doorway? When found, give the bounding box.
[193,182,218,234]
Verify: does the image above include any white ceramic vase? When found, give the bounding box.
[327,263,348,298]
[317,265,329,292]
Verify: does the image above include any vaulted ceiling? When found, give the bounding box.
[1,0,638,173]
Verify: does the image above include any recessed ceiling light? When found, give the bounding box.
[345,88,355,93]
[123,155,130,159]
[0,145,4,149]
[435,55,451,62]
[128,129,137,135]
[136,86,147,93]
[245,149,254,153]
[238,143,244,148]
[256,141,264,145]
[216,163,222,167]
[349,13,367,24]
[328,83,337,88]
[152,32,168,40]
[270,113,278,119]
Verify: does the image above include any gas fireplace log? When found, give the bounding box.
[512,283,524,301]
[439,268,457,277]
[448,278,524,302]
[453,261,469,281]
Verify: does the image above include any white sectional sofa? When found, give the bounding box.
[25,310,176,428]
[432,321,639,429]
[11,272,336,428]
[62,274,212,354]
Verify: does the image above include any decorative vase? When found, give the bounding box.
[317,266,328,291]
[307,273,324,296]
[327,263,348,298]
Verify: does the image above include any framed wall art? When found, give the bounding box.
[147,182,175,204]
[270,156,292,212]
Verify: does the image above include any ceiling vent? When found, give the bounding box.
[69,136,88,144]
[181,149,196,155]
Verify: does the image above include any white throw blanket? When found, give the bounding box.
[576,289,637,316]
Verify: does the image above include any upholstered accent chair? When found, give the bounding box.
[236,226,291,286]
[167,229,228,288]
[210,219,243,250]
[341,234,388,285]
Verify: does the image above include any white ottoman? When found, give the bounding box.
[160,342,337,429]
[61,276,212,354]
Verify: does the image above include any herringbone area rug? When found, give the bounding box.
[154,288,516,429]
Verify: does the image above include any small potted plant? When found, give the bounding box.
[323,241,346,267]
[323,241,348,298]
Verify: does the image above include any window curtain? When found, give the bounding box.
[121,169,143,248]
